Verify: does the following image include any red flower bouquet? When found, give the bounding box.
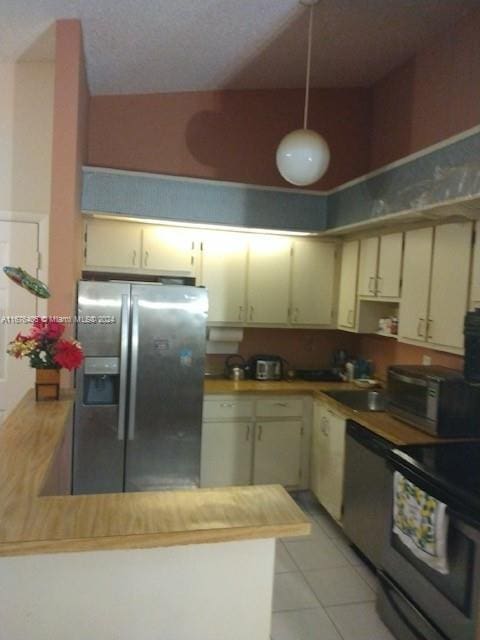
[7,317,84,371]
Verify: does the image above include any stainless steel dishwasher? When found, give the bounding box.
[342,420,393,567]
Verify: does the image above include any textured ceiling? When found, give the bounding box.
[0,0,477,95]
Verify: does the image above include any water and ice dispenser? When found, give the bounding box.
[82,357,120,405]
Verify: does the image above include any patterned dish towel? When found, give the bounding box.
[393,471,449,574]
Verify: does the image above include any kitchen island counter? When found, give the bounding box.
[0,389,309,557]
[0,389,310,640]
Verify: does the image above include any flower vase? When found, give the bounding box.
[35,368,60,401]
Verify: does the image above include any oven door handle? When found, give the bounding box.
[378,571,448,640]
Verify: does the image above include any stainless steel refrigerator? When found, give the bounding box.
[73,281,208,494]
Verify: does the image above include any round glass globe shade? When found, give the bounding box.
[276,129,330,186]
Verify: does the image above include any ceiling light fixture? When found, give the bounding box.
[276,0,330,186]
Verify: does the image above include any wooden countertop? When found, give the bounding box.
[204,379,453,446]
[0,390,310,557]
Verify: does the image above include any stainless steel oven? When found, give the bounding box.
[378,443,480,640]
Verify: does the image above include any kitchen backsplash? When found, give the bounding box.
[357,334,463,380]
[205,328,358,373]
[206,328,464,380]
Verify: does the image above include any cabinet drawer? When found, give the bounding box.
[203,398,254,421]
[256,397,303,418]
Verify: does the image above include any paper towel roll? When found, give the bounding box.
[206,341,240,355]
[208,328,244,343]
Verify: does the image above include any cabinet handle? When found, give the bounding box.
[368,276,375,293]
[257,424,263,441]
[417,318,425,337]
[245,424,250,441]
[249,306,254,321]
[144,250,149,267]
[274,402,288,407]
[295,307,299,322]
[427,318,433,340]
[220,403,236,408]
[132,250,137,266]
[347,309,354,325]
[376,276,382,294]
[238,306,243,321]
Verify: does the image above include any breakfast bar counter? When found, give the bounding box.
[0,390,310,640]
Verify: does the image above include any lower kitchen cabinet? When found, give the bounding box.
[200,421,253,487]
[201,394,310,489]
[310,400,346,522]
[253,420,303,486]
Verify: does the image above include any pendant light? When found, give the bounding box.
[276,0,330,186]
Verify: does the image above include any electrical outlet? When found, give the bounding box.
[422,355,432,366]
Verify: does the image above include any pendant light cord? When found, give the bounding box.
[303,4,314,130]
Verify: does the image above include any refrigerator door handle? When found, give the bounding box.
[117,293,130,441]
[128,295,140,441]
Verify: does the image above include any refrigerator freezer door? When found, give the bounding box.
[73,281,131,494]
[125,285,208,491]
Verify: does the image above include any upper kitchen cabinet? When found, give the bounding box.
[200,231,248,323]
[84,219,142,270]
[142,225,198,275]
[246,235,291,325]
[337,240,359,329]
[398,227,433,343]
[470,221,480,309]
[428,222,472,349]
[399,222,472,352]
[358,233,402,298]
[290,239,336,326]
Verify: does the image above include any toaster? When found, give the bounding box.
[248,355,283,381]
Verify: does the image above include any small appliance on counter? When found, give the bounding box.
[248,354,283,381]
[387,364,480,437]
[223,354,247,381]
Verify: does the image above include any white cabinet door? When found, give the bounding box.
[377,232,403,298]
[247,235,291,325]
[200,231,248,323]
[200,421,253,487]
[85,219,141,270]
[142,226,197,274]
[253,420,302,486]
[290,240,336,326]
[358,237,379,297]
[398,227,433,343]
[310,402,346,522]
[428,222,472,349]
[337,240,359,328]
[470,222,480,307]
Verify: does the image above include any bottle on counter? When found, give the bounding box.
[345,361,355,382]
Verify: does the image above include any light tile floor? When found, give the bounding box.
[271,491,395,640]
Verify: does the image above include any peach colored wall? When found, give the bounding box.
[206,328,359,373]
[88,88,371,190]
[48,20,89,384]
[369,6,480,170]
[207,329,463,380]
[357,334,463,381]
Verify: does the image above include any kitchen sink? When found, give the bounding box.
[323,389,387,412]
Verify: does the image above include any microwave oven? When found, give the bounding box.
[387,365,480,437]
